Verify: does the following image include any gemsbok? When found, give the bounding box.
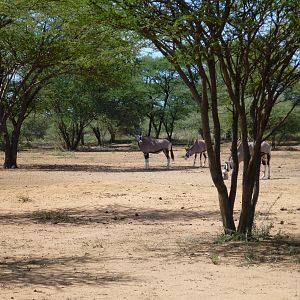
[184,140,207,167]
[222,141,271,180]
[137,135,174,169]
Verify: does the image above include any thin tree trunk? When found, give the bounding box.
[92,126,102,146]
[237,146,261,235]
[248,170,260,234]
[199,75,236,232]
[147,116,153,136]
[58,122,71,150]
[217,185,236,233]
[229,108,239,214]
[156,92,169,138]
[80,132,85,146]
[71,124,84,151]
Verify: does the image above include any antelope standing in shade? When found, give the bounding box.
[184,140,207,167]
[222,141,271,180]
[137,135,174,169]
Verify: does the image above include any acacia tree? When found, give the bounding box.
[0,0,140,166]
[0,1,77,167]
[265,85,300,148]
[139,56,179,138]
[163,87,195,141]
[99,75,147,139]
[0,10,68,167]
[139,56,195,139]
[95,0,300,235]
[43,75,100,151]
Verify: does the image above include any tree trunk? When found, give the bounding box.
[80,132,85,146]
[217,184,236,233]
[92,126,102,146]
[3,126,20,169]
[147,117,153,136]
[71,124,84,151]
[237,148,261,235]
[109,132,115,143]
[198,76,236,233]
[58,123,71,150]
[229,109,239,214]
[164,116,175,141]
[271,135,276,150]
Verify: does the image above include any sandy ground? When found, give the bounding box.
[0,144,299,300]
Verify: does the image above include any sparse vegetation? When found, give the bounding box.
[214,232,244,244]
[17,195,33,203]
[32,210,71,223]
[210,254,221,265]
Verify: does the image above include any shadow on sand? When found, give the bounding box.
[0,255,133,287]
[175,233,300,268]
[0,204,221,226]
[21,163,205,173]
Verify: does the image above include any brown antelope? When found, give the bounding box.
[137,135,174,169]
[222,141,271,180]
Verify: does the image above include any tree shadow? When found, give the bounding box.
[77,144,137,153]
[0,205,220,226]
[0,255,133,287]
[21,164,200,173]
[175,234,300,268]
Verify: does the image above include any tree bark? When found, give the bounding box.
[92,126,102,146]
[229,108,239,214]
[2,125,20,168]
[80,132,85,146]
[198,72,236,232]
[237,145,261,235]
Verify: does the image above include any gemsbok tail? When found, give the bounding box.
[170,145,174,161]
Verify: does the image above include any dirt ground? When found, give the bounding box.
[0,144,299,300]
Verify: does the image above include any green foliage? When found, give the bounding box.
[174,111,201,142]
[268,105,300,145]
[41,75,101,150]
[137,56,196,139]
[21,113,50,144]
[100,75,147,135]
[0,0,142,158]
[265,85,300,145]
[214,232,244,244]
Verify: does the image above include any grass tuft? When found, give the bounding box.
[210,254,221,265]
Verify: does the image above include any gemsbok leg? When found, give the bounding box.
[163,149,171,168]
[193,154,197,167]
[203,152,207,167]
[267,153,271,179]
[144,153,150,169]
[199,152,207,167]
[261,153,271,179]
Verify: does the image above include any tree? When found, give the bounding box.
[264,84,300,147]
[101,77,147,138]
[139,56,179,138]
[0,0,78,167]
[268,105,300,148]
[138,56,195,140]
[43,75,100,150]
[95,0,300,235]
[0,0,141,166]
[0,4,69,167]
[163,85,195,141]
